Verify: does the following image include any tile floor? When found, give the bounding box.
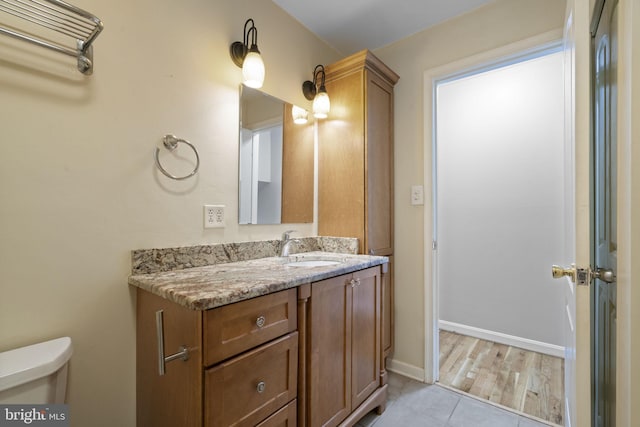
[355,372,554,427]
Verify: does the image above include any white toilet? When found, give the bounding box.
[0,337,72,404]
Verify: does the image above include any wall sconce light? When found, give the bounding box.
[230,18,265,89]
[292,105,309,124]
[302,64,330,119]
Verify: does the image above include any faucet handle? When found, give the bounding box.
[282,230,296,240]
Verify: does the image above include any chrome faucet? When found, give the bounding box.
[280,230,298,257]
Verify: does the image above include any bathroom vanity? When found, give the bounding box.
[130,245,389,427]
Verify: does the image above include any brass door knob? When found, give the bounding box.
[551,265,576,281]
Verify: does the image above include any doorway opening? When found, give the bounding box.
[430,44,566,425]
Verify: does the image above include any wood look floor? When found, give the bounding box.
[438,330,564,426]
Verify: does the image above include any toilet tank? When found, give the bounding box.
[0,337,72,404]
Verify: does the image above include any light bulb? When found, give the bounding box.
[313,91,330,119]
[242,50,265,89]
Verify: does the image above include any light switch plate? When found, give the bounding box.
[411,185,424,206]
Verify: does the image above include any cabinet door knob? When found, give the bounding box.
[256,381,266,393]
[256,316,266,328]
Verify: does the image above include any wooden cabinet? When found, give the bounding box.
[136,264,388,427]
[318,50,398,362]
[136,288,298,427]
[303,266,387,427]
[318,50,398,257]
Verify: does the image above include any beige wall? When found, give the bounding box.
[0,1,339,426]
[374,0,566,373]
[630,0,640,421]
[617,0,640,425]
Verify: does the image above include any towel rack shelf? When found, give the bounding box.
[0,0,103,75]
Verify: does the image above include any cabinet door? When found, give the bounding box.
[308,275,352,427]
[351,267,381,409]
[365,70,394,256]
[318,71,366,247]
[136,289,203,427]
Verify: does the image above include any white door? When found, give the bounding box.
[558,6,580,425]
[556,1,618,426]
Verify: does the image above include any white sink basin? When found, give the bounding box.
[285,259,342,267]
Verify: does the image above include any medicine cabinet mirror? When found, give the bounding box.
[238,85,314,225]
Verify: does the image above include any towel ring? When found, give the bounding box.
[154,134,200,180]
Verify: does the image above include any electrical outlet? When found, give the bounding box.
[204,205,225,228]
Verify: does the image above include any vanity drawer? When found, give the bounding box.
[205,332,298,427]
[204,288,297,366]
[256,399,297,427]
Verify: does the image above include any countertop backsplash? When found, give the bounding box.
[131,236,359,275]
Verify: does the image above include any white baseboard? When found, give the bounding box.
[386,358,427,383]
[438,320,565,359]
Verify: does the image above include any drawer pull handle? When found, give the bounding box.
[155,310,189,376]
[350,278,361,288]
[256,381,266,393]
[256,316,266,328]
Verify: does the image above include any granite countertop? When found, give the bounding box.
[128,251,388,311]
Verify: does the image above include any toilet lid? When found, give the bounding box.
[0,337,72,392]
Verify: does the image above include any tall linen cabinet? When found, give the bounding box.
[318,50,399,364]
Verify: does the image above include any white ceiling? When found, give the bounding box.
[272,0,496,55]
